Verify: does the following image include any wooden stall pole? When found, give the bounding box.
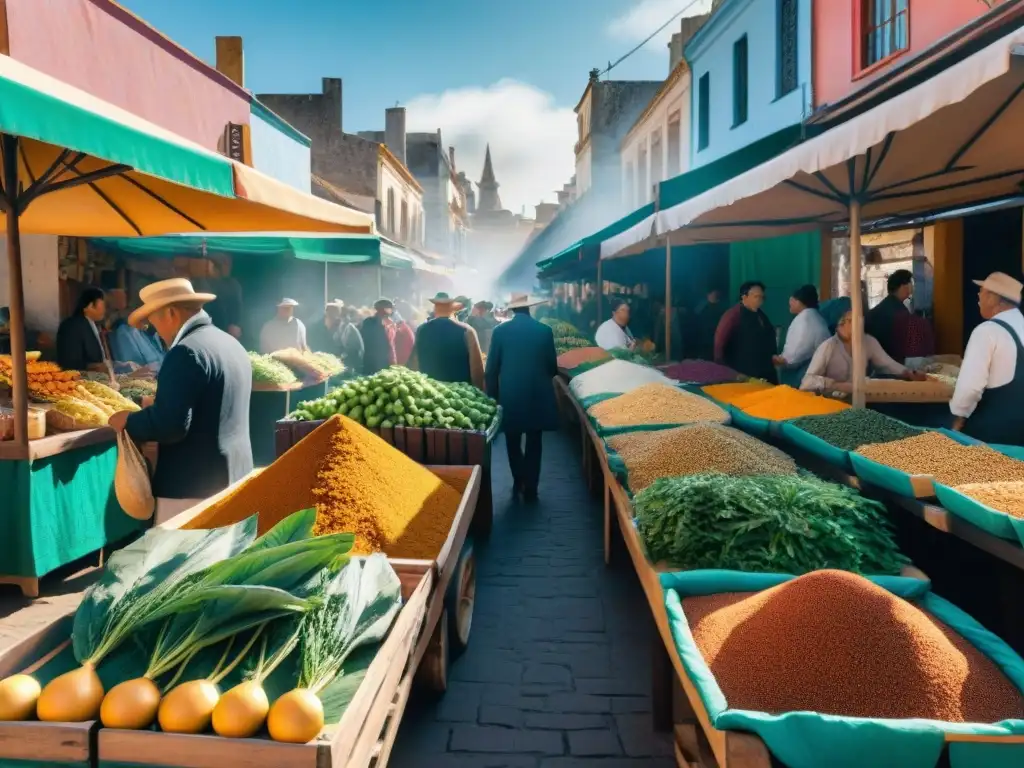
[664,234,673,361]
[2,134,28,449]
[849,201,866,409]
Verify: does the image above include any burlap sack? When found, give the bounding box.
[115,431,155,520]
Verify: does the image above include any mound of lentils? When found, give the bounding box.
[789,408,922,451]
[588,383,728,428]
[606,422,796,493]
[683,570,1024,722]
[955,481,1024,519]
[856,431,1024,486]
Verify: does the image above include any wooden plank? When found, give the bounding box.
[448,430,467,466]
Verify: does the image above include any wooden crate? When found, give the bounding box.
[274,417,495,539]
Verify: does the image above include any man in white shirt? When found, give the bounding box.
[950,272,1024,445]
[259,298,308,354]
[594,298,636,351]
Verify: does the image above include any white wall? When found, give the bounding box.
[249,103,312,192]
[378,157,425,247]
[0,235,61,334]
[621,72,692,209]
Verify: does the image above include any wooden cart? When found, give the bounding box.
[274,414,498,541]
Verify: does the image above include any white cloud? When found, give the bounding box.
[607,0,714,53]
[405,80,577,218]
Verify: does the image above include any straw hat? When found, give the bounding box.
[974,272,1023,304]
[128,278,215,328]
[325,298,345,310]
[428,292,463,308]
[506,292,548,309]
[277,298,300,307]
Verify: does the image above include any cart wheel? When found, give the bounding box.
[446,540,477,656]
[416,608,449,693]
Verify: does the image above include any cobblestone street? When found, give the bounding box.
[391,430,674,768]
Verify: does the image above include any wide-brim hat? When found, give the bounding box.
[428,292,462,308]
[373,297,394,310]
[974,272,1023,304]
[506,292,548,309]
[277,298,300,307]
[325,298,345,310]
[128,278,215,328]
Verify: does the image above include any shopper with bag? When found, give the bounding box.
[108,279,253,522]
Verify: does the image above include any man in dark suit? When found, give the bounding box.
[485,293,559,503]
[108,278,253,521]
[56,287,109,372]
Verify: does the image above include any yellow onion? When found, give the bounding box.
[101,678,161,729]
[158,680,221,734]
[267,688,324,743]
[212,680,269,739]
[0,674,42,721]
[37,665,104,722]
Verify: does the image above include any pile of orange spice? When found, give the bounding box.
[729,385,849,420]
[186,415,460,559]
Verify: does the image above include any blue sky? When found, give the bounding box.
[120,0,712,212]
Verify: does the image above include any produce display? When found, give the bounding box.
[787,409,922,451]
[0,352,81,400]
[855,432,1024,486]
[53,380,141,427]
[556,347,610,371]
[702,380,775,404]
[954,482,1024,518]
[588,383,728,430]
[249,352,300,386]
[681,570,1024,722]
[289,367,498,432]
[271,348,344,380]
[635,473,906,574]
[606,423,797,494]
[569,360,675,401]
[0,509,401,744]
[194,415,462,560]
[607,346,656,366]
[115,377,158,404]
[727,385,849,420]
[660,360,743,385]
[541,319,584,338]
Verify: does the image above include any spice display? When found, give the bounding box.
[195,415,462,560]
[730,385,849,420]
[856,432,1024,486]
[636,474,905,574]
[702,381,775,404]
[607,423,796,494]
[588,383,728,428]
[682,570,1024,722]
[569,360,674,400]
[557,347,610,370]
[953,482,1024,519]
[788,409,922,451]
[250,352,299,386]
[660,360,742,385]
[291,367,498,432]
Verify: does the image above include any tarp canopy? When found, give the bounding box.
[652,25,1024,244]
[536,202,655,275]
[90,232,416,269]
[0,53,373,235]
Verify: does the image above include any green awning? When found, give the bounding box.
[0,54,234,196]
[537,202,656,274]
[90,233,416,269]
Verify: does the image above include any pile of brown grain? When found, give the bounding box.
[606,423,796,493]
[187,415,461,559]
[955,481,1024,519]
[856,432,1024,486]
[682,570,1024,722]
[588,383,728,428]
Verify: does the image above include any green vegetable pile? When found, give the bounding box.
[634,473,908,575]
[289,366,499,431]
[788,409,923,452]
[540,319,582,338]
[607,346,655,366]
[249,352,299,386]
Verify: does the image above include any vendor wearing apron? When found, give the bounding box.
[950,272,1024,446]
[108,279,254,522]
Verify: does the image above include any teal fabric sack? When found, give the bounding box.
[933,484,1024,546]
[726,405,772,437]
[660,570,1024,768]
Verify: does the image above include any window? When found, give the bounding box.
[777,0,798,97]
[650,130,663,184]
[697,73,710,151]
[732,36,748,127]
[386,189,396,234]
[862,0,909,68]
[400,200,409,241]
[638,144,649,203]
[667,113,682,176]
[624,162,635,207]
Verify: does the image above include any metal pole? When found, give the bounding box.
[849,201,865,408]
[3,135,28,449]
[664,235,672,362]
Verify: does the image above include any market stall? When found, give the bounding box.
[0,54,373,595]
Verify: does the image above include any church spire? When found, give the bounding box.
[476,144,502,213]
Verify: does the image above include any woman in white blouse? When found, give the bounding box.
[801,309,925,393]
[774,285,830,387]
